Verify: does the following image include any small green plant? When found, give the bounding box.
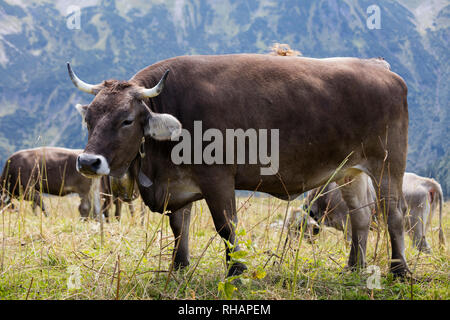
[218,226,268,299]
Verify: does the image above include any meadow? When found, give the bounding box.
[0,193,448,300]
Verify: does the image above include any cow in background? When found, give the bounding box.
[300,178,377,241]
[286,206,321,242]
[0,147,100,218]
[403,172,445,251]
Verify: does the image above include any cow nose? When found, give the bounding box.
[312,226,320,235]
[77,153,110,176]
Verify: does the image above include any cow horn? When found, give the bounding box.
[137,70,170,99]
[67,62,101,95]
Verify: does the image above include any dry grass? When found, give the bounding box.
[0,194,448,300]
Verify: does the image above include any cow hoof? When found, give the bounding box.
[173,260,190,270]
[339,265,364,275]
[390,262,409,279]
[342,263,366,274]
[227,262,247,277]
[339,266,353,275]
[419,247,431,254]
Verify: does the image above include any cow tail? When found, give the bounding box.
[1,159,11,206]
[1,160,9,193]
[437,184,445,248]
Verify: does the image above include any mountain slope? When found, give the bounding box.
[0,0,449,196]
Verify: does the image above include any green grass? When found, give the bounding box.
[0,195,448,300]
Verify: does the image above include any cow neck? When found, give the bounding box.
[148,96,159,112]
[134,137,153,188]
[135,96,160,188]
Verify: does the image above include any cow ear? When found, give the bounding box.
[145,112,182,141]
[75,104,88,119]
[75,104,88,128]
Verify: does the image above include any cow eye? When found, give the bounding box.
[121,119,134,127]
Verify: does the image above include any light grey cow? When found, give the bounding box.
[295,172,445,252]
[402,172,445,251]
[290,175,377,242]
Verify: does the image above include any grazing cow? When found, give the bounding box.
[403,172,445,251]
[301,172,445,252]
[0,147,100,218]
[286,207,321,241]
[100,171,140,221]
[300,178,377,242]
[67,53,409,276]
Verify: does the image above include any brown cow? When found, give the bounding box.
[0,147,100,218]
[67,53,409,277]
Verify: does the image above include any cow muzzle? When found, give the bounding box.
[76,153,110,177]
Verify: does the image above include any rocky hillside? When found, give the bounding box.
[0,0,448,196]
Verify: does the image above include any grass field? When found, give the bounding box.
[0,194,448,300]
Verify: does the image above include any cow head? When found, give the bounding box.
[68,63,182,178]
[0,192,9,208]
[0,190,14,212]
[287,207,320,241]
[304,202,321,225]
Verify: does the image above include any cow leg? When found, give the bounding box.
[28,191,38,215]
[101,195,112,221]
[0,193,11,210]
[114,199,122,220]
[169,203,192,269]
[408,207,431,252]
[8,201,16,211]
[78,194,91,220]
[375,174,409,276]
[31,192,47,216]
[419,201,431,252]
[1,193,17,212]
[344,222,352,242]
[140,201,146,226]
[202,182,247,277]
[336,213,352,242]
[337,173,372,270]
[128,202,135,217]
